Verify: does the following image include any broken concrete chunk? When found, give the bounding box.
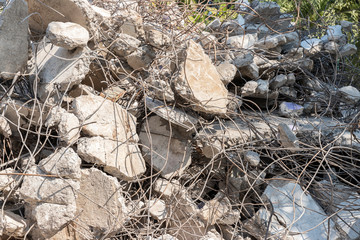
[140,115,192,179]
[206,18,221,30]
[0,0,28,79]
[269,74,287,89]
[173,40,228,114]
[340,20,353,32]
[314,181,360,240]
[145,97,197,131]
[339,86,360,103]
[27,0,97,34]
[112,33,141,57]
[0,116,12,138]
[324,41,340,54]
[340,44,357,57]
[36,40,91,102]
[77,136,146,180]
[241,81,258,97]
[259,180,340,239]
[197,118,271,158]
[0,168,21,195]
[239,63,259,79]
[38,147,81,179]
[153,178,182,198]
[0,210,28,237]
[126,45,155,70]
[326,25,344,42]
[216,61,237,84]
[278,123,299,148]
[279,101,304,117]
[279,86,297,98]
[244,151,260,166]
[113,9,145,39]
[198,192,231,225]
[31,203,76,239]
[301,38,322,55]
[45,106,80,144]
[19,166,79,205]
[75,168,129,239]
[255,34,287,49]
[46,21,89,50]
[226,34,257,49]
[232,51,254,68]
[72,94,138,142]
[145,26,171,48]
[147,199,167,220]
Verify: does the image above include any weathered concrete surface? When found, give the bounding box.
[314,181,360,240]
[31,203,77,239]
[0,0,28,79]
[74,168,129,239]
[36,40,91,102]
[77,136,146,180]
[257,180,340,240]
[19,166,79,205]
[38,147,82,179]
[0,210,28,237]
[46,21,89,50]
[72,94,138,142]
[27,0,97,34]
[145,97,197,132]
[45,106,80,144]
[140,115,192,179]
[173,40,228,115]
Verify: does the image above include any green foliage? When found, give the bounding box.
[179,0,238,24]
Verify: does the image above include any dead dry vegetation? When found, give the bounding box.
[0,0,360,239]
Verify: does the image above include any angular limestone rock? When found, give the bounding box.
[38,147,82,179]
[75,168,129,239]
[19,166,79,205]
[46,21,89,50]
[140,115,192,179]
[279,101,304,117]
[36,40,91,102]
[174,40,228,114]
[72,94,138,142]
[27,0,97,34]
[0,0,28,79]
[77,136,145,180]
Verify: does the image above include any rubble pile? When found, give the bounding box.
[0,0,360,239]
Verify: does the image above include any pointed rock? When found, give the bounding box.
[173,40,228,114]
